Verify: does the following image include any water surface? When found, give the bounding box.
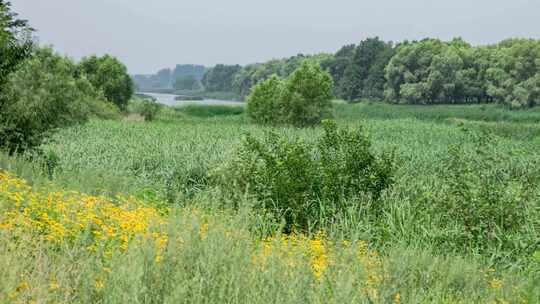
[139,92,244,107]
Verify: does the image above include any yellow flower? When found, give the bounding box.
[489,278,503,289]
[16,281,29,291]
[94,279,104,290]
[50,280,60,290]
[393,292,401,303]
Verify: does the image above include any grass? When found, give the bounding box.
[1,171,538,303]
[1,102,540,303]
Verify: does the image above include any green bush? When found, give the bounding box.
[0,0,33,87]
[128,98,161,121]
[0,47,112,153]
[213,120,396,231]
[246,75,283,124]
[281,61,334,127]
[79,54,134,111]
[246,61,333,127]
[432,129,539,257]
[140,99,161,122]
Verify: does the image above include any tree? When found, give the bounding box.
[338,38,394,101]
[156,68,171,87]
[281,61,334,127]
[172,64,205,81]
[202,64,241,92]
[246,75,283,124]
[0,48,113,153]
[0,0,33,87]
[79,55,134,110]
[174,75,201,91]
[485,39,540,108]
[384,38,475,104]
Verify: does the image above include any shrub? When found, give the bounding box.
[0,47,111,153]
[281,61,334,127]
[246,61,334,127]
[246,75,283,124]
[128,98,161,121]
[0,0,33,87]
[140,99,161,122]
[213,120,396,231]
[432,128,539,256]
[79,54,134,110]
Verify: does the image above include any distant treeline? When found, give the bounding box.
[134,37,540,108]
[133,64,206,91]
[202,37,540,108]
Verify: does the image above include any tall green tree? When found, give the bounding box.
[281,61,334,127]
[202,64,241,92]
[0,0,33,87]
[486,39,540,108]
[174,75,201,91]
[384,38,475,104]
[338,38,394,101]
[0,48,113,153]
[246,74,283,124]
[79,55,134,110]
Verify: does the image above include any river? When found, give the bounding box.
[138,92,244,107]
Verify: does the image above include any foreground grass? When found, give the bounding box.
[1,171,538,303]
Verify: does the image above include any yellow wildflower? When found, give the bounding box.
[94,279,104,290]
[394,292,401,303]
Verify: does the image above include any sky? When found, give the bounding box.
[11,0,540,74]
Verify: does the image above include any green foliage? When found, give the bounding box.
[213,120,396,231]
[79,54,134,110]
[202,64,241,92]
[431,129,539,256]
[246,61,332,127]
[332,37,394,101]
[246,75,283,124]
[247,62,333,127]
[0,47,112,153]
[384,38,474,104]
[281,61,334,127]
[174,75,201,91]
[138,99,161,122]
[232,54,332,98]
[486,39,540,108]
[0,0,33,87]
[382,38,540,108]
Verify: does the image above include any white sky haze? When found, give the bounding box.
[11,0,540,74]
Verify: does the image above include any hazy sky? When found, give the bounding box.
[11,0,540,74]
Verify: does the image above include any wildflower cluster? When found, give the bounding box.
[0,171,168,259]
[252,231,386,299]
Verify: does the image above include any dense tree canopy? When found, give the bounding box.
[383,38,540,107]
[247,61,333,127]
[231,53,333,98]
[0,48,115,153]
[79,55,134,110]
[0,0,33,87]
[202,64,241,92]
[485,39,540,108]
[197,37,540,108]
[331,37,394,101]
[246,74,283,124]
[174,75,201,91]
[172,64,205,81]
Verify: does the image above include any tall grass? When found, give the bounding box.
[1,102,539,302]
[1,172,538,303]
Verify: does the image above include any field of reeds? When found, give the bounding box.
[1,102,539,303]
